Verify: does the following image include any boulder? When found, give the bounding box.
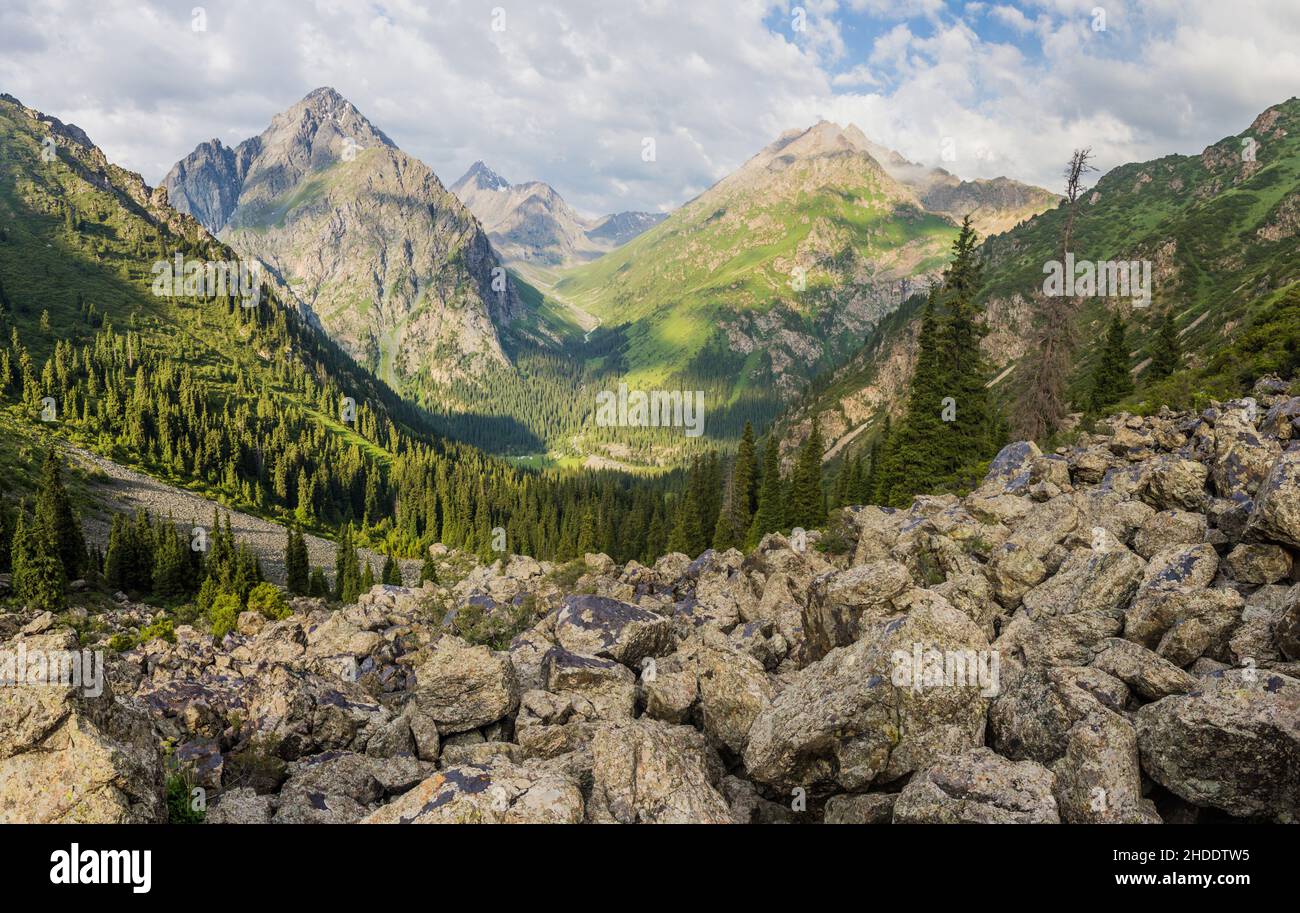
[0,632,165,823]
[744,594,991,792]
[588,718,733,824]
[410,636,519,735]
[1091,638,1197,700]
[1279,585,1300,661]
[1021,542,1144,621]
[554,594,674,667]
[662,628,772,755]
[1132,510,1207,560]
[824,792,897,824]
[1245,450,1300,548]
[1135,669,1300,821]
[205,787,273,824]
[542,647,637,720]
[1052,711,1162,823]
[1142,457,1208,511]
[362,760,584,824]
[802,561,912,661]
[892,748,1060,824]
[1224,543,1293,585]
[990,664,1129,763]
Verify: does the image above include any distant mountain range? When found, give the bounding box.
[449,161,664,268]
[157,91,1059,464]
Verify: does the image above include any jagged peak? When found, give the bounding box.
[454,160,512,192]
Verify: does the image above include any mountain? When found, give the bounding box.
[548,121,1001,443]
[449,161,665,267]
[776,97,1300,466]
[0,90,452,528]
[162,88,522,399]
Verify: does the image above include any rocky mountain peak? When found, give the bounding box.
[454,160,512,193]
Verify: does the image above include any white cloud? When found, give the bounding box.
[0,0,1293,215]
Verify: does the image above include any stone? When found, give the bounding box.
[587,718,733,824]
[802,561,912,661]
[744,594,991,792]
[411,635,519,735]
[1136,669,1300,821]
[362,760,584,824]
[824,793,897,824]
[1091,638,1197,700]
[892,748,1060,824]
[1224,543,1293,585]
[1052,711,1162,823]
[1245,450,1300,548]
[0,632,165,823]
[554,594,674,668]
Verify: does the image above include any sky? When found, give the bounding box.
[1,0,1297,217]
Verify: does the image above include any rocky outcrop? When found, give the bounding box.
[0,632,165,823]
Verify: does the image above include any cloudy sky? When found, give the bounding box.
[1,0,1296,216]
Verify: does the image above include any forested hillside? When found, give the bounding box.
[777,97,1300,492]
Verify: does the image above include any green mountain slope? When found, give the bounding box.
[777,97,1300,466]
[556,121,959,393]
[0,91,686,566]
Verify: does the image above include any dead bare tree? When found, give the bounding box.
[1061,147,1097,256]
[1011,148,1097,441]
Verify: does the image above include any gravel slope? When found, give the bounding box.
[69,446,422,587]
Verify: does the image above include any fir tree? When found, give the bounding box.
[308,567,329,598]
[285,527,309,595]
[788,417,826,529]
[34,449,86,579]
[18,514,66,613]
[359,559,375,593]
[667,487,703,556]
[748,436,785,545]
[419,553,439,585]
[0,500,13,574]
[381,553,400,585]
[1089,312,1134,411]
[151,524,189,599]
[1148,308,1181,381]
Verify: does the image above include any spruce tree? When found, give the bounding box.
[667,488,703,556]
[285,527,309,595]
[1090,312,1134,411]
[736,421,758,518]
[381,553,400,585]
[359,559,375,594]
[20,516,66,613]
[877,292,947,505]
[308,567,329,598]
[748,436,785,546]
[419,553,439,585]
[1148,308,1181,381]
[10,507,34,600]
[151,525,189,599]
[0,500,13,573]
[789,417,825,529]
[35,449,86,579]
